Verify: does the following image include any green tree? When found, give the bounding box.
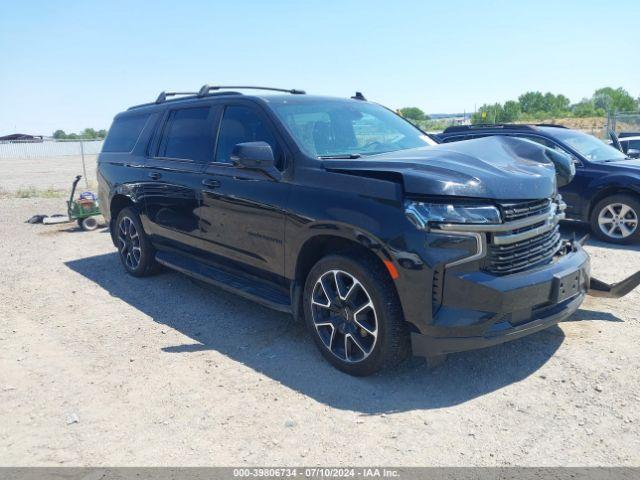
[593,87,638,113]
[518,91,545,114]
[472,103,504,124]
[52,128,108,139]
[555,94,570,112]
[545,93,571,115]
[398,107,428,122]
[572,99,601,117]
[502,100,521,122]
[80,128,98,139]
[542,92,557,112]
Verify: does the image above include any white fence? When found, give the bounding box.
[0,140,104,191]
[0,139,104,159]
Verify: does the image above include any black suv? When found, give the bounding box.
[438,124,640,244]
[98,86,638,376]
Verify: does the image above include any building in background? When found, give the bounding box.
[0,133,44,142]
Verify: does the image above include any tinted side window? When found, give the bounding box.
[102,113,149,152]
[215,106,281,167]
[159,107,212,162]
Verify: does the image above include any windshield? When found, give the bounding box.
[541,127,628,162]
[270,99,436,158]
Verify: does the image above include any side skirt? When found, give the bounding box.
[155,250,293,314]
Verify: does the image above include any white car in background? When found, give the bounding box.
[608,132,640,159]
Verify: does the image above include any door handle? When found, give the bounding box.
[148,172,162,180]
[202,178,221,189]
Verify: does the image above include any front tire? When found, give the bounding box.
[590,194,640,244]
[303,253,409,376]
[114,207,160,277]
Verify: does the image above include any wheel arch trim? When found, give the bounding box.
[288,223,397,280]
[287,224,402,322]
[587,183,640,218]
[108,185,145,245]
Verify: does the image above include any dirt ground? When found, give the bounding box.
[1,197,639,466]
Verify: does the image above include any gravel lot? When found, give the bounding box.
[1,197,639,466]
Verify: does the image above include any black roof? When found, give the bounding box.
[619,132,640,138]
[442,123,568,134]
[129,84,307,111]
[127,85,368,112]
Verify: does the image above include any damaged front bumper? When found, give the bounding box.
[411,238,640,357]
[579,233,640,299]
[589,273,640,298]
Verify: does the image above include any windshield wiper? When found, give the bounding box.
[318,153,362,159]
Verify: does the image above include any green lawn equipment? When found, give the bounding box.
[67,175,101,231]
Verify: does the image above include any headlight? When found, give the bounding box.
[405,201,501,230]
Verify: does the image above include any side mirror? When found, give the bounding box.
[230,141,280,179]
[628,148,640,159]
[545,148,575,188]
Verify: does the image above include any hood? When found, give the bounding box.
[322,136,559,200]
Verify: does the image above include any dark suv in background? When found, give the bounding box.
[439,124,640,244]
[98,86,639,376]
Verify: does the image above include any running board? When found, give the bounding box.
[588,271,640,299]
[155,251,292,313]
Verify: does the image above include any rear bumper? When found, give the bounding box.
[411,242,590,357]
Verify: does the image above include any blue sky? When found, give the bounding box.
[1,0,639,135]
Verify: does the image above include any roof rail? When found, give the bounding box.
[197,85,306,97]
[155,91,198,104]
[442,124,538,134]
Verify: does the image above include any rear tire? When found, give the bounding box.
[590,194,640,244]
[114,207,160,277]
[303,253,409,376]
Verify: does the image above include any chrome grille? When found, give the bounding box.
[435,196,567,275]
[485,198,565,275]
[486,225,562,274]
[500,199,551,222]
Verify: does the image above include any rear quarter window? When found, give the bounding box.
[102,113,150,153]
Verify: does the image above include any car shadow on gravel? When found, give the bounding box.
[565,308,623,322]
[66,252,573,414]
